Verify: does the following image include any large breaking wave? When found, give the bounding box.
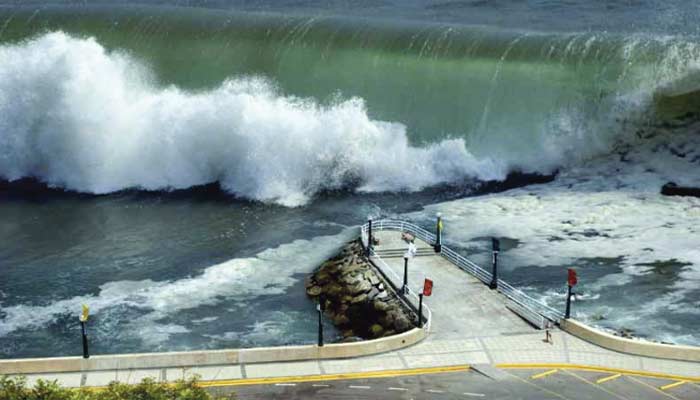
[0,32,508,206]
[3,20,700,205]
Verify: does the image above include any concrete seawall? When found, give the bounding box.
[0,326,426,374]
[561,319,700,363]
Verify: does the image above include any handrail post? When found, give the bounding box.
[489,238,499,289]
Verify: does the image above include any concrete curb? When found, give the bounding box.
[561,319,700,363]
[0,327,426,374]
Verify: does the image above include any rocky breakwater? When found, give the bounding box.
[305,240,415,341]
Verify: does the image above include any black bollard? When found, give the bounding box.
[489,238,500,289]
[565,284,573,319]
[366,217,373,257]
[417,293,424,327]
[402,257,409,295]
[317,295,324,347]
[434,213,442,253]
[80,320,89,359]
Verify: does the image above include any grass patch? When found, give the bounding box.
[0,375,236,400]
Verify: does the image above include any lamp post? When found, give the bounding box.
[434,213,443,253]
[366,216,373,257]
[79,304,90,359]
[489,238,500,289]
[402,256,409,295]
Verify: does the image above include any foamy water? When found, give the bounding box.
[420,128,700,344]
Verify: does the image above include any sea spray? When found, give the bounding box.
[0,32,506,206]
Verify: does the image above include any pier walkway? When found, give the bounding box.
[4,224,700,393]
[368,229,700,375]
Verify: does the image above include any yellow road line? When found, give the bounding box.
[626,376,682,400]
[597,373,622,384]
[198,365,469,388]
[531,369,558,379]
[78,365,468,391]
[660,381,688,391]
[562,370,628,400]
[497,363,700,383]
[500,369,572,400]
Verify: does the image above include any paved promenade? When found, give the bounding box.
[369,231,700,376]
[7,231,700,389]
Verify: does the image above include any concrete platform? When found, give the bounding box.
[6,230,700,388]
[369,230,700,375]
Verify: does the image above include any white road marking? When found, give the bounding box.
[275,383,297,387]
[462,392,485,397]
[388,387,408,391]
[427,389,446,394]
[349,385,371,390]
[312,384,330,388]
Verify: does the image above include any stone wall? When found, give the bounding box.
[305,240,415,341]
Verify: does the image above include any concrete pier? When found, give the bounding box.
[369,230,700,375]
[3,229,700,388]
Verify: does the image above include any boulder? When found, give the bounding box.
[340,263,364,277]
[343,272,363,285]
[373,300,391,312]
[306,285,322,297]
[348,279,372,295]
[367,274,380,286]
[350,293,368,304]
[341,329,355,338]
[306,239,416,341]
[304,276,315,289]
[369,324,384,337]
[333,314,350,326]
[393,314,413,332]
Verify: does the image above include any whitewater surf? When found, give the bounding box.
[0,2,699,357]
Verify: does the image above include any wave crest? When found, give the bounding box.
[0,32,507,206]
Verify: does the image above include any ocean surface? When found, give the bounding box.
[1,0,699,358]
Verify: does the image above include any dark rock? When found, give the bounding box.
[373,301,391,312]
[366,287,380,300]
[306,239,416,342]
[340,263,364,276]
[350,293,368,304]
[304,276,315,290]
[375,290,388,300]
[393,315,413,331]
[661,182,700,197]
[369,324,384,337]
[348,279,372,294]
[306,285,322,297]
[333,314,350,325]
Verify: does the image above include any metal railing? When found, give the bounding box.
[361,219,564,325]
[368,250,433,332]
[361,220,433,331]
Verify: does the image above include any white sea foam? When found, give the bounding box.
[421,128,700,344]
[0,32,509,206]
[0,230,353,344]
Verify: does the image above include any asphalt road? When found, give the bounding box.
[205,368,700,400]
